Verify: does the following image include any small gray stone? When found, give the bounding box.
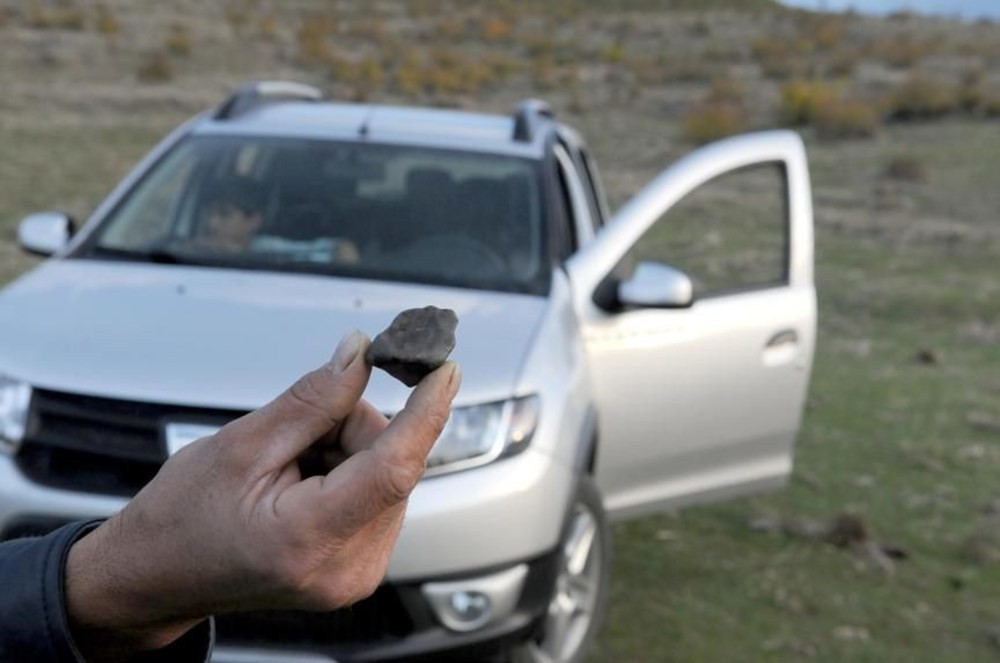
[366,306,458,387]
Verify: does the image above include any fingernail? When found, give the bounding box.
[332,330,365,372]
[446,362,461,397]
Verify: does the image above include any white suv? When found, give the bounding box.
[0,81,816,662]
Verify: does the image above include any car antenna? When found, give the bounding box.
[358,105,376,138]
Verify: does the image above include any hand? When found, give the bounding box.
[65,331,460,660]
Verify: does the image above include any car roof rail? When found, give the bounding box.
[512,98,554,143]
[214,81,324,120]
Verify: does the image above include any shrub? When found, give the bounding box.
[531,54,556,90]
[874,36,933,69]
[136,51,174,83]
[482,17,512,42]
[656,55,715,84]
[257,15,278,40]
[799,14,846,51]
[751,35,810,80]
[352,57,385,101]
[95,4,120,35]
[827,50,860,77]
[604,41,625,64]
[883,155,927,182]
[706,74,744,105]
[224,6,248,33]
[437,17,467,40]
[682,102,744,144]
[780,80,840,125]
[814,99,878,139]
[165,22,192,57]
[296,15,335,67]
[27,2,86,30]
[886,73,957,121]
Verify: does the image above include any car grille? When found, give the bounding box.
[214,587,414,649]
[16,388,244,497]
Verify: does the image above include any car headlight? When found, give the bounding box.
[0,376,32,455]
[425,395,540,477]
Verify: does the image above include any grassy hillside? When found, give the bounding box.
[1,1,998,659]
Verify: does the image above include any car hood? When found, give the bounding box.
[0,260,547,412]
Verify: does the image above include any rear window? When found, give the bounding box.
[79,135,550,295]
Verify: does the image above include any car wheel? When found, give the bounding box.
[512,476,610,663]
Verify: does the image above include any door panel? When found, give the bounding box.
[566,131,816,521]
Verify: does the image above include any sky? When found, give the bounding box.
[778,0,1000,20]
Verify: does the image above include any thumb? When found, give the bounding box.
[225,330,372,470]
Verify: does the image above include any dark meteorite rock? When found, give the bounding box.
[366,306,458,387]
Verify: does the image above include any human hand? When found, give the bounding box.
[65,331,460,660]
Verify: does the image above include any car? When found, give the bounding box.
[0,80,816,662]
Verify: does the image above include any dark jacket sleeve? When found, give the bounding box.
[0,519,214,662]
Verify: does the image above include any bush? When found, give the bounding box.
[95,4,120,35]
[780,80,840,125]
[798,14,846,51]
[482,17,512,42]
[224,5,248,33]
[604,41,625,64]
[165,22,192,57]
[683,102,744,144]
[827,50,860,77]
[874,36,933,69]
[296,15,335,67]
[706,74,744,105]
[257,14,278,40]
[886,74,957,121]
[814,99,879,139]
[27,2,86,30]
[883,155,927,182]
[751,36,810,80]
[136,51,173,83]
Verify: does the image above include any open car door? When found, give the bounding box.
[566,131,816,521]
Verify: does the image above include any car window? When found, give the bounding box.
[628,162,788,296]
[79,135,550,295]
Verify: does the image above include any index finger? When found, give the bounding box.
[314,361,461,533]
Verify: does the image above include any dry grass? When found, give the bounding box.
[135,50,174,83]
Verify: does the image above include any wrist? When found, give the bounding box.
[65,520,205,660]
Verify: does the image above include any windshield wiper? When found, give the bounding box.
[87,245,199,265]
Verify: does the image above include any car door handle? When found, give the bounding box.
[765,329,798,349]
[762,329,799,367]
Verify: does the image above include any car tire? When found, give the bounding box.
[510,475,611,663]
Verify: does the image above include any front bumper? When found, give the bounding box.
[0,449,571,659]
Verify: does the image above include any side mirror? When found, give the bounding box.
[18,212,75,257]
[617,261,694,309]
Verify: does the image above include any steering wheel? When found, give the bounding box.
[404,235,508,277]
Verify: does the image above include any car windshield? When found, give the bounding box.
[77,135,549,294]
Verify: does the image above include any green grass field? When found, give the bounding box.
[1,1,998,659]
